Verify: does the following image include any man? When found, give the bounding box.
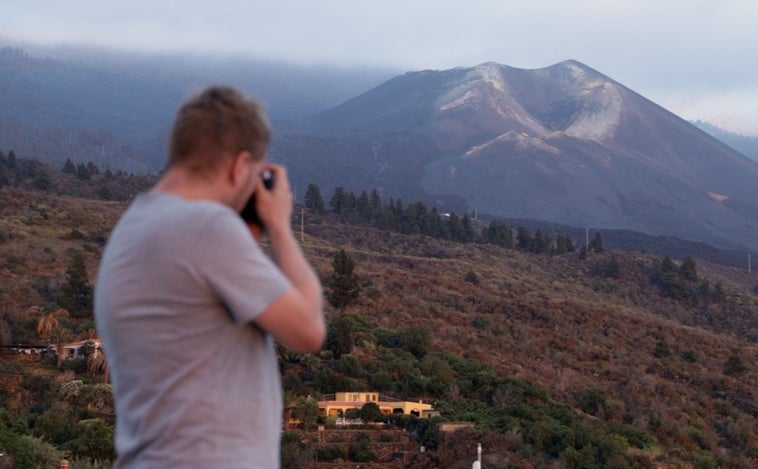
[94,86,325,468]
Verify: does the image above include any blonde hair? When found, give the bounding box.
[167,86,271,175]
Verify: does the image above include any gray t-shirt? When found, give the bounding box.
[94,193,291,468]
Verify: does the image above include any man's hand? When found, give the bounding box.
[248,164,325,353]
[251,164,293,238]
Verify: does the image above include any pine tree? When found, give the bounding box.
[369,190,382,216]
[325,313,354,359]
[589,232,604,253]
[405,201,429,234]
[58,251,93,318]
[76,163,91,180]
[304,183,325,213]
[86,161,100,176]
[555,235,571,254]
[63,158,76,174]
[533,230,550,253]
[680,256,698,282]
[461,213,475,242]
[517,226,532,251]
[329,186,348,214]
[326,249,361,310]
[483,220,513,247]
[724,352,747,376]
[427,207,443,238]
[446,212,463,241]
[355,190,371,220]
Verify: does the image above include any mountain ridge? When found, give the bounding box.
[289,60,758,252]
[1,44,757,253]
[693,120,758,163]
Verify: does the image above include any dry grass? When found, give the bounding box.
[2,188,756,466]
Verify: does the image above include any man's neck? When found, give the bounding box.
[152,168,227,203]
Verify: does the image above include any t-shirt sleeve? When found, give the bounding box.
[194,209,291,325]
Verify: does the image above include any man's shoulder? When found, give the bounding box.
[127,193,237,224]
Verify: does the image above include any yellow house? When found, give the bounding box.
[318,392,437,419]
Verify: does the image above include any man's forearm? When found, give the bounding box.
[268,225,324,314]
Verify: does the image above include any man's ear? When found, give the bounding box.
[228,151,252,187]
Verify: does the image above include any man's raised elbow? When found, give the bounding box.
[293,322,326,353]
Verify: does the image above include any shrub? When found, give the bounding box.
[680,350,698,362]
[348,441,377,463]
[399,325,430,358]
[379,432,395,442]
[471,316,490,330]
[464,270,479,285]
[724,353,747,376]
[359,402,385,423]
[280,431,300,445]
[315,445,346,462]
[340,354,362,377]
[70,419,116,462]
[590,258,620,279]
[61,357,88,374]
[280,434,314,468]
[370,370,394,392]
[33,405,76,445]
[20,373,54,403]
[0,361,23,373]
[575,388,606,415]
[345,408,361,421]
[374,327,400,348]
[653,339,671,358]
[0,423,36,469]
[291,397,319,429]
[606,421,656,449]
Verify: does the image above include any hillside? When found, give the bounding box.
[292,60,758,254]
[693,120,758,164]
[1,164,756,467]
[0,42,395,172]
[3,44,758,254]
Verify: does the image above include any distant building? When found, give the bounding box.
[318,392,438,420]
[58,339,103,360]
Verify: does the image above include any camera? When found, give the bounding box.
[240,169,274,225]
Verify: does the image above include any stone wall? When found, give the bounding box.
[293,428,428,468]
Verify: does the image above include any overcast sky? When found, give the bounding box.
[2,0,757,135]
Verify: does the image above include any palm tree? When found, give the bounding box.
[87,347,110,383]
[282,389,299,429]
[49,325,73,369]
[33,307,69,342]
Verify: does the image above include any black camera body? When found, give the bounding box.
[240,170,274,225]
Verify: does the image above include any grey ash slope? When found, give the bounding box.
[301,60,758,252]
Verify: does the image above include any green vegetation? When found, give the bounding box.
[1,152,756,467]
[0,376,114,468]
[325,248,361,310]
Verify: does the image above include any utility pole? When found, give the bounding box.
[300,208,306,243]
[472,443,482,469]
[749,253,752,273]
